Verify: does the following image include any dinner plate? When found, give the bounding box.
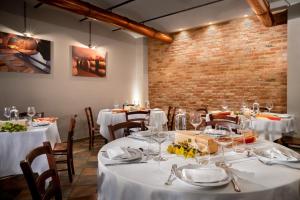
[132,130,154,137]
[254,144,300,163]
[102,148,143,162]
[32,121,50,127]
[174,164,232,187]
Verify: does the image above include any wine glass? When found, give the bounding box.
[27,106,36,124]
[3,107,10,120]
[221,100,229,111]
[214,123,233,163]
[195,140,210,166]
[151,132,168,162]
[189,111,202,131]
[266,101,273,113]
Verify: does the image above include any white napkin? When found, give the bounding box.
[182,168,227,183]
[106,147,131,160]
[266,147,298,161]
[132,130,152,137]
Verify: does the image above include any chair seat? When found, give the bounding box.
[53,142,67,153]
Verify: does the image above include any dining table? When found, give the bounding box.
[0,122,61,177]
[96,109,168,141]
[97,132,300,200]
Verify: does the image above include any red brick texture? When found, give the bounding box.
[148,16,287,113]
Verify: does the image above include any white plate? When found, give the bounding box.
[254,144,300,163]
[32,122,50,127]
[174,164,232,187]
[102,148,143,162]
[132,130,154,137]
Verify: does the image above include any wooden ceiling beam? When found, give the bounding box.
[37,0,173,43]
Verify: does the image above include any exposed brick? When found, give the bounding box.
[148,17,287,113]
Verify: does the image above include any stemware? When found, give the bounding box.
[221,100,229,111]
[214,124,233,163]
[3,107,11,120]
[189,111,202,131]
[27,106,36,124]
[151,132,168,162]
[195,140,211,166]
[265,101,273,113]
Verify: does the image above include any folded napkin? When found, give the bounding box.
[256,114,281,121]
[106,147,131,160]
[132,130,153,137]
[182,168,227,183]
[266,147,298,161]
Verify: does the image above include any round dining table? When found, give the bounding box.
[96,109,168,141]
[0,122,61,177]
[97,134,300,200]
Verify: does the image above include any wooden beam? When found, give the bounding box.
[37,0,173,43]
[246,0,274,27]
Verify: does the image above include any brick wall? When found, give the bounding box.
[148,16,287,113]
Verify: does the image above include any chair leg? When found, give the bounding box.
[91,131,95,149]
[89,132,92,150]
[71,158,75,175]
[67,158,73,183]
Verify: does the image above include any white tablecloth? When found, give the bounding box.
[0,123,61,177]
[96,109,168,141]
[97,136,300,200]
[250,117,296,141]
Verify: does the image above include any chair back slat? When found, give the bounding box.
[20,141,62,200]
[167,106,177,131]
[67,115,77,158]
[85,107,92,136]
[108,121,145,141]
[125,110,150,122]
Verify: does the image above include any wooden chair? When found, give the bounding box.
[207,113,239,133]
[20,141,62,200]
[196,105,208,127]
[125,110,150,123]
[275,134,300,151]
[260,107,269,112]
[108,121,145,141]
[52,114,77,183]
[85,107,102,150]
[19,112,45,119]
[167,106,177,131]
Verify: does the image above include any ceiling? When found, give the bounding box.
[31,0,300,38]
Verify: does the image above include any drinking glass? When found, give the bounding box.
[195,140,210,166]
[189,111,202,131]
[4,107,10,120]
[241,100,248,113]
[27,106,36,124]
[152,132,168,162]
[252,99,260,114]
[266,101,273,113]
[214,124,233,163]
[221,100,229,111]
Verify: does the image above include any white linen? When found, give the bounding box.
[97,137,300,200]
[250,117,296,141]
[96,109,168,141]
[182,168,227,183]
[0,123,61,177]
[106,147,130,160]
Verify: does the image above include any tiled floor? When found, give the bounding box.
[9,137,105,200]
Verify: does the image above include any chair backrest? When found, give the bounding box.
[84,107,94,135]
[20,142,62,200]
[125,110,150,123]
[108,121,145,141]
[167,106,177,131]
[196,105,208,115]
[208,113,239,128]
[260,106,269,112]
[67,114,77,157]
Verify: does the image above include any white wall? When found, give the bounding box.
[288,3,300,132]
[0,1,148,140]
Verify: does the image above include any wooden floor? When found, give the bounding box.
[7,137,105,200]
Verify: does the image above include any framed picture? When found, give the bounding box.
[72,45,107,77]
[0,31,51,74]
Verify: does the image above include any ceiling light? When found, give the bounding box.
[244,14,249,17]
[208,22,212,25]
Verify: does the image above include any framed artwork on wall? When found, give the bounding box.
[71,45,107,77]
[0,31,51,74]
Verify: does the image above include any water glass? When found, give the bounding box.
[266,101,273,113]
[27,106,36,124]
[189,111,202,131]
[195,140,211,166]
[221,100,229,111]
[214,124,233,163]
[4,107,10,120]
[175,109,186,130]
[152,132,168,162]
